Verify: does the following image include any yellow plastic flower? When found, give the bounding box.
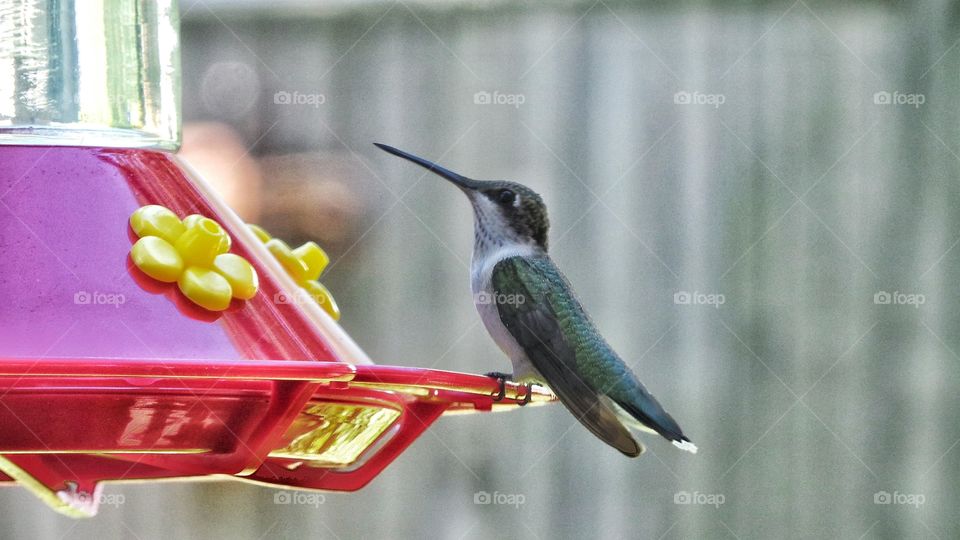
[129,205,259,311]
[248,224,340,320]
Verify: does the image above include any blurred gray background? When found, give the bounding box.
[4,0,960,538]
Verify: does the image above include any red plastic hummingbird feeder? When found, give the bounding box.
[0,4,551,517]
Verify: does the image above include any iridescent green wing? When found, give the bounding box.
[491,256,642,457]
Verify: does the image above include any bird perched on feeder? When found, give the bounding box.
[375,143,697,457]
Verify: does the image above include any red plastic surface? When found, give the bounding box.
[0,358,550,514]
[0,146,338,363]
[0,146,554,516]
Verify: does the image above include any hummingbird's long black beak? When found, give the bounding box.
[374,143,482,191]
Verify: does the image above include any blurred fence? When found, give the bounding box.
[3,1,959,538]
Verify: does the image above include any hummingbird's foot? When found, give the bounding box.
[484,372,512,402]
[516,383,534,406]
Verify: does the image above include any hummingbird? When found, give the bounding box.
[375,143,697,457]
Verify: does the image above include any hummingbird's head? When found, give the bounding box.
[375,144,549,253]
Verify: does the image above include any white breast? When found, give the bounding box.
[470,243,542,382]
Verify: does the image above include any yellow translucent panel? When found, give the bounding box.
[293,241,330,281]
[130,236,183,283]
[175,217,231,267]
[271,403,400,467]
[177,266,233,311]
[302,280,340,321]
[213,253,259,300]
[129,205,185,244]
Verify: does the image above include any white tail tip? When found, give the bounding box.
[673,440,698,454]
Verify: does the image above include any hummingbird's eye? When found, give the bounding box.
[497,190,516,205]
